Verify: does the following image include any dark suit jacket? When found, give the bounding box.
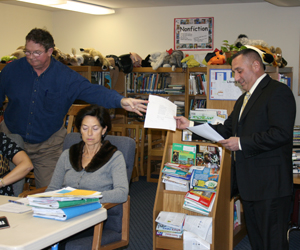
[211,74,296,201]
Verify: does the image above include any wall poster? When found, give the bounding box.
[209,69,244,101]
[174,17,213,51]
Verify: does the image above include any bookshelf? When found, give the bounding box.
[152,130,238,250]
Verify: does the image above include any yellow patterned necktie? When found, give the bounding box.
[240,92,251,119]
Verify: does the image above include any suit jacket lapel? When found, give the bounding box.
[239,75,270,122]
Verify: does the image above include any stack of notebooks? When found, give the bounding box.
[27,187,103,221]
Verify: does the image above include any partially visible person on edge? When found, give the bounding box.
[46,105,128,249]
[175,48,296,250]
[0,132,33,196]
[0,28,147,189]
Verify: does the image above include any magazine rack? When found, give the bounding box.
[152,129,246,250]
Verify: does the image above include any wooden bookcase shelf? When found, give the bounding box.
[152,129,243,250]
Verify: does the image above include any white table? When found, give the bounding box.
[0,195,107,250]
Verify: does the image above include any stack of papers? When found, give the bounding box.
[27,187,102,221]
[155,211,186,238]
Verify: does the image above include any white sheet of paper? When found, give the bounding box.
[183,231,210,250]
[187,123,224,142]
[144,95,177,131]
[183,215,212,244]
[0,198,32,213]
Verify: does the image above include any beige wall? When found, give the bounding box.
[1,2,300,123]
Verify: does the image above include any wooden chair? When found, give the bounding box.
[19,132,136,250]
[147,128,167,183]
[64,104,90,133]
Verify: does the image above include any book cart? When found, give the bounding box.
[152,129,245,250]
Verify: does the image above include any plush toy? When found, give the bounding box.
[52,47,70,65]
[250,45,276,66]
[150,51,169,70]
[207,50,225,65]
[130,52,142,67]
[181,55,200,69]
[11,46,25,59]
[269,46,287,68]
[80,48,112,70]
[234,34,269,48]
[106,54,133,73]
[202,49,225,65]
[142,54,151,67]
[169,50,184,71]
[1,55,17,64]
[244,45,275,66]
[69,48,84,66]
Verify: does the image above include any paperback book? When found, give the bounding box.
[172,143,196,165]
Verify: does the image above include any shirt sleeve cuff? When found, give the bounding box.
[238,137,242,150]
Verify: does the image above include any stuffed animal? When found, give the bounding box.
[150,51,169,70]
[69,48,84,66]
[106,54,133,73]
[130,52,142,67]
[202,49,225,65]
[1,55,17,64]
[52,47,70,65]
[244,45,275,66]
[181,55,200,69]
[142,54,151,67]
[11,46,25,59]
[269,46,287,68]
[80,48,112,70]
[249,45,276,66]
[169,50,184,71]
[207,50,225,65]
[234,34,269,48]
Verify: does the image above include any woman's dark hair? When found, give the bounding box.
[75,105,112,140]
[25,28,55,51]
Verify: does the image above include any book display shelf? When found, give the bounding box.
[152,129,243,250]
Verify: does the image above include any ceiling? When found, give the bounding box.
[1,0,299,11]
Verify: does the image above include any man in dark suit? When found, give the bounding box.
[175,48,296,250]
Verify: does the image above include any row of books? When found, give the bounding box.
[155,211,212,249]
[189,73,207,95]
[91,71,112,88]
[293,125,300,145]
[278,74,291,88]
[190,99,206,110]
[126,72,184,94]
[26,187,103,221]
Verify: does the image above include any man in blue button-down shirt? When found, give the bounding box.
[0,28,147,188]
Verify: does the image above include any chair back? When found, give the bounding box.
[7,134,25,196]
[63,132,136,183]
[64,104,90,134]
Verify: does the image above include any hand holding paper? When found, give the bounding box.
[144,95,177,131]
[187,123,224,142]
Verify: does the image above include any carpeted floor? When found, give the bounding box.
[124,177,300,250]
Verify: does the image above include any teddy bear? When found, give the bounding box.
[130,52,142,67]
[234,34,269,48]
[181,55,200,69]
[80,48,112,70]
[11,46,25,59]
[269,46,287,68]
[1,55,17,64]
